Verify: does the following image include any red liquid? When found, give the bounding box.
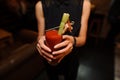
[45,30,62,51]
[45,30,62,66]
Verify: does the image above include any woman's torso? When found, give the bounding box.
[41,0,83,36]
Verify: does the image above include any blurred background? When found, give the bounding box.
[0,0,119,80]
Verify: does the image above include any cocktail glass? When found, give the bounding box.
[45,29,62,65]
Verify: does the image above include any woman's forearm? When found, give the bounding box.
[75,0,91,47]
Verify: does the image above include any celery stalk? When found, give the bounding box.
[58,13,70,35]
[58,22,65,35]
[61,13,70,23]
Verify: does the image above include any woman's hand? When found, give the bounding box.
[52,35,74,63]
[36,36,53,62]
[37,35,74,65]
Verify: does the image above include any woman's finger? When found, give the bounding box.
[54,40,69,49]
[42,54,52,62]
[40,48,53,59]
[38,40,51,52]
[37,43,53,60]
[53,42,73,55]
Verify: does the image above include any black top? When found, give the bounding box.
[41,0,83,36]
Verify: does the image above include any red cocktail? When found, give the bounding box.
[45,13,70,65]
[45,29,62,65]
[45,30,62,51]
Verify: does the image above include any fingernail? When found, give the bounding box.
[48,49,51,52]
[54,46,56,49]
[49,59,52,62]
[52,52,55,55]
[50,55,53,58]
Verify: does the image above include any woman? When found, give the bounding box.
[36,0,91,80]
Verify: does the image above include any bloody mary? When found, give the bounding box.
[45,13,70,65]
[45,29,62,51]
[45,29,62,65]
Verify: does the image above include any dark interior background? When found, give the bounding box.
[0,0,119,80]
